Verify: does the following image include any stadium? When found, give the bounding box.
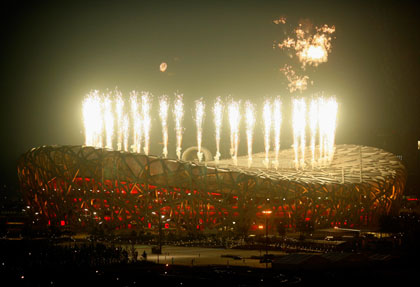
[17,143,406,234]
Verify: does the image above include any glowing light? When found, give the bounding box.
[263,99,272,169]
[141,92,152,155]
[160,62,167,72]
[278,24,335,68]
[281,64,310,93]
[273,98,282,169]
[318,97,338,165]
[213,97,223,164]
[115,90,124,151]
[309,98,319,168]
[82,90,103,148]
[103,95,114,149]
[122,115,129,152]
[245,101,255,168]
[173,94,184,160]
[130,91,142,153]
[292,98,306,169]
[277,23,335,92]
[159,96,169,158]
[273,17,286,25]
[195,99,205,162]
[228,99,240,166]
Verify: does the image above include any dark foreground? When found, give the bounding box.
[1,239,420,287]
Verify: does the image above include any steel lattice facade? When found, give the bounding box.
[18,144,406,233]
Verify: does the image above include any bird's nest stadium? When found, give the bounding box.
[17,144,406,234]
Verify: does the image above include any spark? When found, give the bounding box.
[278,24,335,68]
[82,90,103,148]
[245,101,255,168]
[263,99,272,168]
[195,99,205,162]
[273,98,282,169]
[318,97,338,165]
[141,92,152,155]
[228,99,240,166]
[122,115,129,152]
[103,94,114,149]
[281,64,310,93]
[130,91,142,153]
[309,98,319,168]
[173,94,184,160]
[159,96,169,158]
[213,97,223,164]
[115,90,124,151]
[273,17,286,25]
[292,98,306,169]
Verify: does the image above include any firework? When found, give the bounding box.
[195,99,205,162]
[245,101,255,168]
[173,94,184,160]
[213,97,223,164]
[318,97,338,165]
[262,100,272,168]
[130,91,142,153]
[103,94,114,149]
[228,99,240,166]
[82,90,103,148]
[273,98,282,169]
[278,24,335,68]
[141,92,152,155]
[277,22,335,92]
[159,96,169,158]
[122,115,129,152]
[115,90,124,151]
[281,64,310,93]
[309,98,319,168]
[273,17,286,25]
[292,98,306,169]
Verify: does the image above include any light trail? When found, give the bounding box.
[228,99,240,166]
[173,94,184,160]
[141,92,152,155]
[195,99,205,162]
[159,96,169,158]
[245,101,255,168]
[273,98,282,169]
[213,97,223,164]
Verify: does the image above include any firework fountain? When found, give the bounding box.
[122,115,129,152]
[262,100,272,168]
[82,90,103,148]
[273,98,282,169]
[115,91,124,151]
[159,96,169,158]
[130,91,142,153]
[309,98,319,168]
[173,94,184,160]
[292,98,306,169]
[319,97,338,166]
[195,99,205,162]
[103,95,114,149]
[213,97,223,164]
[244,101,255,168]
[82,91,337,170]
[228,99,241,166]
[141,92,152,155]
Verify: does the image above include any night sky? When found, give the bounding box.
[1,0,419,190]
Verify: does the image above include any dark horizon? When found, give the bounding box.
[1,0,420,190]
